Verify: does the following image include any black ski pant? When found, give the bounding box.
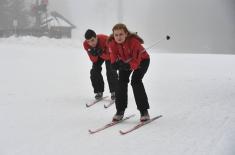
[90,58,118,93]
[115,59,150,112]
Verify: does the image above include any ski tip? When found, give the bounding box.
[88,129,95,134]
[104,105,108,108]
[148,115,163,121]
[119,130,126,135]
[104,101,114,109]
[104,104,113,109]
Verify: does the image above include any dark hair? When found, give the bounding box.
[108,23,144,43]
[84,29,96,40]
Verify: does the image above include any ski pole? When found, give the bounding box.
[145,35,170,51]
[124,35,170,63]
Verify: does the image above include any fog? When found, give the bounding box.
[49,0,235,52]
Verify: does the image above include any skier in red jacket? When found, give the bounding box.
[83,29,118,100]
[108,23,150,122]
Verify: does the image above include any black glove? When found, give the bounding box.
[118,60,130,71]
[88,47,103,56]
[96,48,103,56]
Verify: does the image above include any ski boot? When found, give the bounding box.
[140,110,150,122]
[112,110,125,122]
[95,92,103,100]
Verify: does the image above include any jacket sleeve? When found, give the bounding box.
[100,45,110,60]
[129,39,145,70]
[108,42,118,64]
[83,41,98,63]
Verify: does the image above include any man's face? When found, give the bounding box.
[86,37,98,47]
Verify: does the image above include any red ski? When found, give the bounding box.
[88,114,135,134]
[119,115,163,135]
[86,96,109,107]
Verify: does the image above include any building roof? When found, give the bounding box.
[41,11,76,29]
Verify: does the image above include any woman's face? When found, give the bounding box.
[113,29,127,44]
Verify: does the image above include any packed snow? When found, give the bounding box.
[0,37,234,155]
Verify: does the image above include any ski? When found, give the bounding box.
[86,96,109,108]
[119,115,163,135]
[88,114,135,134]
[104,99,115,108]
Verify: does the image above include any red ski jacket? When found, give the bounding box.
[83,34,110,63]
[108,36,150,70]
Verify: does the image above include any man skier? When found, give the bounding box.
[83,29,118,100]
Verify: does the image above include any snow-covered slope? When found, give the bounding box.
[0,37,234,155]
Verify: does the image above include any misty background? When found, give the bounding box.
[48,0,235,53]
[1,0,235,53]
